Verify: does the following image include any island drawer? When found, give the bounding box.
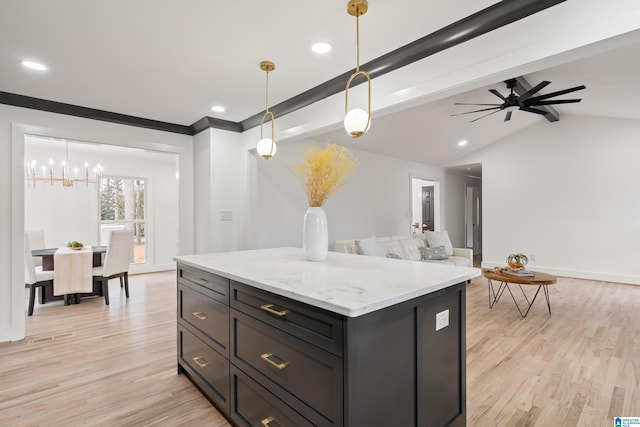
[178,264,228,304]
[231,308,343,425]
[178,325,229,413]
[178,282,229,355]
[230,365,315,427]
[230,281,343,356]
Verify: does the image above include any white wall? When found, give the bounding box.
[456,115,640,284]
[24,138,178,273]
[193,127,245,254]
[245,139,468,250]
[2,104,194,342]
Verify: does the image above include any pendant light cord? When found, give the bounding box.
[265,69,270,113]
[355,14,360,72]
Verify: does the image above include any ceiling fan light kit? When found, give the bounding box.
[256,61,277,159]
[344,0,372,138]
[452,78,586,122]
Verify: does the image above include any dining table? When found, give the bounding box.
[31,246,107,303]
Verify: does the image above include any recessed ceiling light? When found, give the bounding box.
[211,105,226,113]
[458,140,468,147]
[21,60,47,71]
[311,42,332,54]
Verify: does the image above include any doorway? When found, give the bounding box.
[465,183,482,256]
[421,186,434,231]
[411,177,440,234]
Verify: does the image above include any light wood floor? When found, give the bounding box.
[1,271,231,427]
[1,271,638,426]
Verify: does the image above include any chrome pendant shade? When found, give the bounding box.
[344,0,371,138]
[256,61,277,159]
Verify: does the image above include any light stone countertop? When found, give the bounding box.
[175,247,480,317]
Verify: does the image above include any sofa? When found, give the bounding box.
[334,231,473,267]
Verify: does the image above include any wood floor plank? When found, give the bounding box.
[1,270,638,426]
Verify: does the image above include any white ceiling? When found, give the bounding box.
[2,1,640,170]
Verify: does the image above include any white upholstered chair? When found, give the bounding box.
[25,229,46,267]
[93,229,134,305]
[24,233,54,316]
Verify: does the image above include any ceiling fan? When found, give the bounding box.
[451,78,586,122]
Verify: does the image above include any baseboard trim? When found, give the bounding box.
[480,262,640,286]
[129,264,176,275]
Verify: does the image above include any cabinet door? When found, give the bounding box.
[230,365,315,427]
[178,264,229,303]
[417,283,466,427]
[231,281,343,357]
[178,283,229,355]
[178,326,230,413]
[232,309,343,426]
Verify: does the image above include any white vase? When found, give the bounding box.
[303,206,328,261]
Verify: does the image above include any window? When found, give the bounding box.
[99,177,146,264]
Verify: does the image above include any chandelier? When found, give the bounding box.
[25,139,103,189]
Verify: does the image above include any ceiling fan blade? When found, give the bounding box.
[450,106,502,117]
[489,89,507,102]
[525,85,586,103]
[470,109,502,122]
[454,102,502,106]
[504,111,512,121]
[520,106,548,115]
[529,99,582,106]
[518,81,551,102]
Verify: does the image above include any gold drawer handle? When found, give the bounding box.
[191,277,209,286]
[260,304,288,317]
[192,311,207,320]
[260,353,289,370]
[261,416,279,427]
[192,356,209,368]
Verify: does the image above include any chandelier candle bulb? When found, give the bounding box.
[27,140,104,189]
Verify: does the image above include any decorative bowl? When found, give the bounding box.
[506,253,529,270]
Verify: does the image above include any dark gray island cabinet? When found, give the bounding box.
[175,248,479,427]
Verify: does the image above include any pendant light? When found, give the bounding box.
[344,0,371,138]
[256,61,277,159]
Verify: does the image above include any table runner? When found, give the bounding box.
[53,246,93,296]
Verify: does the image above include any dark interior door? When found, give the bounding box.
[422,186,434,231]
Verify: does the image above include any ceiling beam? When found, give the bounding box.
[242,0,567,132]
[513,76,560,122]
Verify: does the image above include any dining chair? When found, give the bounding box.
[93,229,134,305]
[24,233,54,316]
[26,229,46,267]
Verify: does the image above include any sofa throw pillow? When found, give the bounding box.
[355,236,387,257]
[378,240,402,258]
[419,245,448,260]
[424,230,454,256]
[398,238,424,261]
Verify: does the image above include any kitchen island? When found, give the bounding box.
[175,247,479,427]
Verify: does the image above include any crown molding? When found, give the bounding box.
[0,91,193,135]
